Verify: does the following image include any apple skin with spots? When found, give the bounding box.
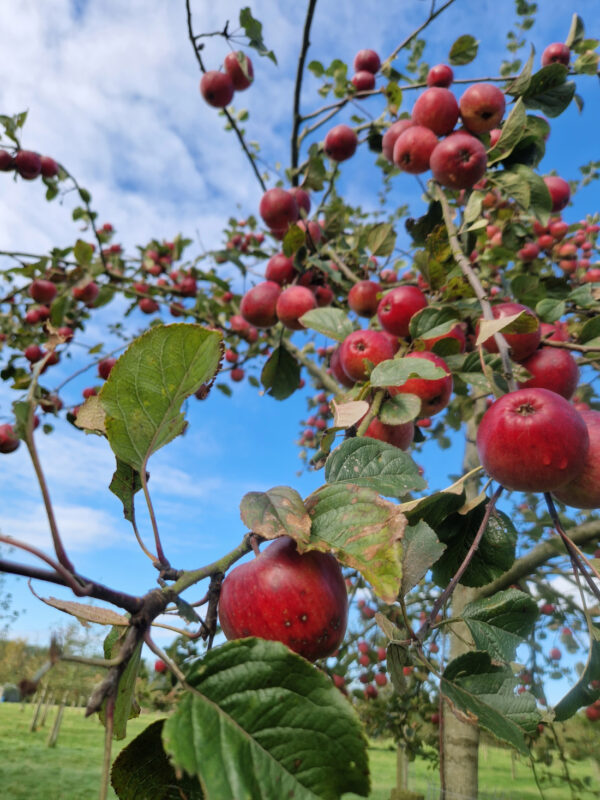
[218,536,348,662]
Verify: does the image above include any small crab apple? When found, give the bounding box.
[382,119,413,162]
[353,49,380,74]
[200,70,234,107]
[218,536,348,662]
[339,329,395,382]
[98,358,117,380]
[223,51,254,90]
[15,150,42,180]
[479,302,541,362]
[459,83,506,134]
[411,87,459,136]
[427,64,453,87]
[544,176,571,212]
[40,156,59,178]
[0,150,15,170]
[374,673,387,687]
[517,347,579,400]
[517,242,540,262]
[0,424,20,454]
[549,647,562,661]
[542,43,570,67]
[358,641,369,655]
[276,285,317,330]
[553,410,600,509]
[365,417,414,450]
[430,132,487,190]
[154,659,167,673]
[377,285,427,337]
[393,125,438,174]
[29,279,57,304]
[389,351,453,418]
[476,388,589,493]
[324,124,358,162]
[259,188,299,230]
[240,281,281,328]
[348,280,381,317]
[24,344,43,363]
[289,187,311,217]
[230,368,245,382]
[139,298,159,314]
[352,71,376,92]
[72,281,99,306]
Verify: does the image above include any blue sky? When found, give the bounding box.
[0,1,599,704]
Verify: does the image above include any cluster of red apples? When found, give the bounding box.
[0,148,59,180]
[200,51,253,108]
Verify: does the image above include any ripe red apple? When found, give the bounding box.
[585,705,600,722]
[324,125,358,162]
[365,417,414,450]
[15,150,42,180]
[392,125,438,174]
[348,280,381,317]
[0,150,15,171]
[540,321,570,342]
[223,51,254,90]
[411,87,459,136]
[218,536,348,662]
[540,603,555,615]
[154,659,167,673]
[276,285,317,330]
[240,281,281,328]
[265,254,296,285]
[353,49,380,74]
[289,187,311,217]
[330,346,356,387]
[29,279,57,304]
[427,64,453,88]
[230,367,245,382]
[389,351,453,418]
[200,70,234,108]
[459,84,506,134]
[549,220,569,240]
[544,176,570,212]
[339,329,395,382]
[430,132,487,190]
[582,268,600,283]
[352,71,376,92]
[476,388,589,492]
[377,285,427,337]
[382,119,413,162]
[553,410,600,509]
[98,357,117,380]
[40,156,59,178]
[517,242,540,262]
[72,281,99,306]
[0,424,20,454]
[24,344,43,363]
[518,347,579,400]
[259,188,299,230]
[139,298,159,314]
[312,283,334,307]
[374,673,387,687]
[549,647,562,661]
[479,302,541,362]
[541,43,570,67]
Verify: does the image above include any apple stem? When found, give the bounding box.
[355,390,385,437]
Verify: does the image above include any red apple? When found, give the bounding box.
[24,344,43,363]
[200,70,234,107]
[223,51,254,90]
[218,536,348,662]
[0,424,20,453]
[230,367,245,382]
[382,119,413,162]
[276,285,317,330]
[549,647,562,661]
[479,302,541,362]
[353,49,380,74]
[541,43,570,67]
[582,268,600,283]
[289,187,311,217]
[29,279,57,304]
[40,156,59,178]
[0,150,15,171]
[517,242,540,262]
[139,297,159,314]
[553,410,600,509]
[427,64,454,88]
[154,659,167,673]
[72,281,99,306]
[544,176,570,212]
[430,132,487,190]
[411,88,459,136]
[330,346,356,387]
[98,357,117,380]
[339,329,395,382]
[324,125,358,162]
[392,125,438,174]
[352,71,376,92]
[389,351,453,418]
[365,417,414,450]
[348,280,381,317]
[518,347,579,400]
[265,254,296,285]
[15,150,42,180]
[549,220,569,240]
[259,188,299,230]
[240,281,281,328]
[476,388,589,492]
[377,285,427,337]
[585,705,600,722]
[459,84,506,134]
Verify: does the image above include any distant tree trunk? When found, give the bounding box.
[441,416,482,799]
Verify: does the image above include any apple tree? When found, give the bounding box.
[1,1,600,799]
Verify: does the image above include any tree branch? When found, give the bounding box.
[291,0,318,178]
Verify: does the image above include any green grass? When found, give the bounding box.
[1,703,599,799]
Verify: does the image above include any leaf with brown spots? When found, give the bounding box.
[304,483,405,603]
[240,485,311,545]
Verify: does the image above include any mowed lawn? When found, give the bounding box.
[1,703,599,799]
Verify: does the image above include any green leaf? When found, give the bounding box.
[535,298,566,323]
[379,394,421,425]
[109,458,142,525]
[162,639,370,800]
[405,201,442,246]
[441,652,540,755]
[487,99,527,165]
[580,315,600,344]
[325,437,426,499]
[99,324,222,472]
[512,164,552,222]
[299,307,353,342]
[401,521,445,595]
[239,7,277,63]
[175,597,201,625]
[73,239,94,266]
[99,627,142,740]
[49,293,69,327]
[370,356,447,387]
[431,506,517,589]
[302,144,327,192]
[387,641,410,694]
[461,589,539,662]
[506,45,535,96]
[366,223,396,257]
[565,13,585,49]
[240,486,311,545]
[522,65,575,117]
[384,82,403,112]
[449,35,479,65]
[111,719,204,799]
[308,60,324,77]
[554,632,600,721]
[573,51,600,75]
[404,486,466,530]
[305,483,404,603]
[260,345,300,400]
[409,305,460,341]
[569,284,598,309]
[283,224,306,256]
[490,171,530,210]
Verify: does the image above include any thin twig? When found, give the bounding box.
[0,536,88,596]
[291,0,319,176]
[140,468,169,568]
